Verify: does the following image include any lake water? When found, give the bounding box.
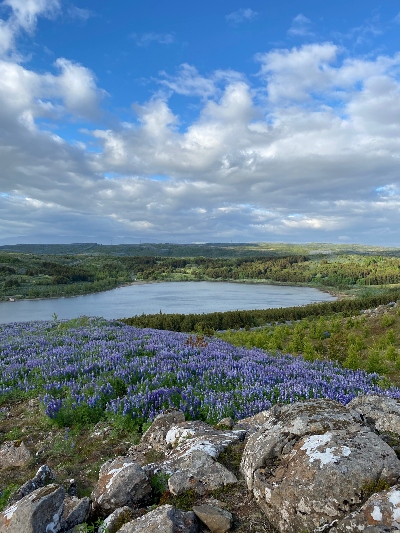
[0,282,336,324]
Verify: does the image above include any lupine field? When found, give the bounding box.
[1,317,400,428]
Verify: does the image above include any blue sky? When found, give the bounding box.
[0,0,400,245]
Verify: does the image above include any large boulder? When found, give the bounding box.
[142,420,244,496]
[118,504,198,533]
[331,485,400,532]
[91,457,151,517]
[0,484,65,533]
[241,399,400,533]
[140,409,185,451]
[348,395,400,435]
[167,450,237,495]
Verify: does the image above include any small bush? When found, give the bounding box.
[381,314,396,327]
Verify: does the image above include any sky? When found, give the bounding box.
[0,1,400,245]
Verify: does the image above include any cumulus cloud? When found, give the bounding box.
[226,8,257,25]
[0,2,400,245]
[131,32,175,47]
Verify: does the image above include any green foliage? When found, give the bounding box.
[74,519,106,533]
[366,349,388,375]
[382,314,396,327]
[159,489,198,510]
[0,483,19,512]
[360,478,390,500]
[151,472,171,498]
[124,289,400,332]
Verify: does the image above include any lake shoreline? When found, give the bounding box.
[0,282,337,324]
[3,278,347,303]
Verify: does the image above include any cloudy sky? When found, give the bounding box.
[0,0,400,245]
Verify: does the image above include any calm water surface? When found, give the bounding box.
[0,282,336,324]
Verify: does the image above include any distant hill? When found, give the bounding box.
[1,242,400,258]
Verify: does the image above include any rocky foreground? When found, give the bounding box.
[3,395,400,532]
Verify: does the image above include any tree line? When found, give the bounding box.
[122,289,400,333]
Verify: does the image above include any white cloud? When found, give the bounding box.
[159,64,217,99]
[53,58,105,119]
[0,0,60,57]
[0,9,400,245]
[287,14,314,37]
[226,8,257,25]
[3,0,60,32]
[67,6,93,21]
[131,32,175,47]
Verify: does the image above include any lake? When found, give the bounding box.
[0,282,336,324]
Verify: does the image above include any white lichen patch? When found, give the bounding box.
[300,433,351,466]
[371,505,383,522]
[4,502,19,520]
[183,440,219,458]
[166,427,195,445]
[389,489,400,521]
[106,462,133,490]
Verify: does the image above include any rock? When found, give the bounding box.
[0,440,32,469]
[215,418,234,429]
[142,420,245,485]
[118,504,198,533]
[98,506,133,533]
[66,479,78,497]
[0,483,65,533]
[167,450,237,495]
[141,409,185,451]
[241,398,400,533]
[233,409,274,435]
[348,395,400,435]
[62,496,90,530]
[91,457,151,516]
[193,504,233,533]
[331,485,400,532]
[164,420,245,460]
[10,464,55,504]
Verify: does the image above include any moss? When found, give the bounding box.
[158,489,198,511]
[360,478,390,501]
[217,442,245,477]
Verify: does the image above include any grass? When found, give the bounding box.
[219,303,400,385]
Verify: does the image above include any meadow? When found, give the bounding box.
[1,317,399,431]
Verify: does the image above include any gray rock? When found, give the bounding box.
[91,457,151,516]
[118,504,198,533]
[0,483,65,533]
[142,420,245,483]
[62,496,90,531]
[234,409,272,434]
[98,506,133,533]
[331,485,400,532]
[215,418,234,429]
[168,450,237,495]
[0,440,32,469]
[348,395,400,435]
[164,421,245,461]
[9,464,55,504]
[241,398,400,533]
[193,504,233,533]
[141,409,185,451]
